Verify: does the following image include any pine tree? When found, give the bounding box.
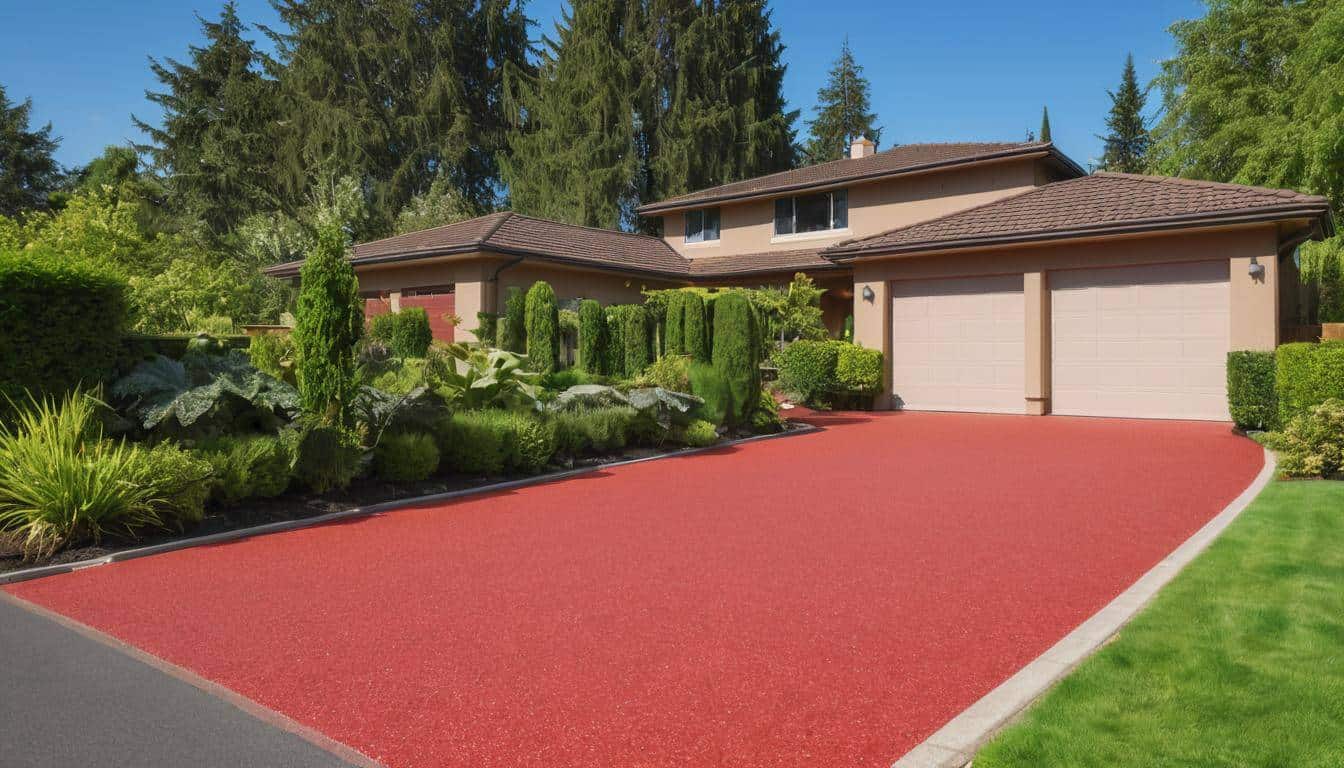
[803,39,881,164]
[1039,106,1052,143]
[268,0,530,238]
[1099,54,1150,173]
[133,3,281,234]
[0,84,62,217]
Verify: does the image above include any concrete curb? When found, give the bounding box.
[0,423,819,586]
[891,447,1277,768]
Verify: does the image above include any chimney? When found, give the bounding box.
[850,136,876,159]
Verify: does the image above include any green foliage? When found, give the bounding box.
[1039,106,1052,143]
[751,273,828,343]
[842,314,854,343]
[369,358,429,395]
[635,354,692,392]
[835,344,883,398]
[1227,351,1279,431]
[110,351,299,437]
[688,363,731,426]
[603,305,631,378]
[680,419,719,448]
[474,312,499,346]
[0,391,164,559]
[1099,54,1149,173]
[374,431,440,483]
[775,340,841,406]
[551,406,635,457]
[391,307,433,358]
[664,291,686,356]
[711,292,760,426]
[1302,237,1344,323]
[0,246,129,406]
[802,39,881,164]
[0,84,62,216]
[294,213,363,426]
[368,312,397,344]
[511,415,558,474]
[500,286,527,353]
[394,172,478,235]
[198,434,292,505]
[622,305,651,375]
[437,410,556,476]
[248,333,296,385]
[578,299,606,374]
[751,390,785,434]
[286,422,361,494]
[524,281,560,373]
[1262,399,1344,478]
[1276,341,1344,424]
[432,343,541,411]
[683,291,710,362]
[550,384,632,412]
[142,442,213,527]
[626,387,701,431]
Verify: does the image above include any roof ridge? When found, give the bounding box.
[352,210,513,251]
[499,212,669,243]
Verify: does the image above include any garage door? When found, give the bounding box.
[890,274,1025,413]
[1051,261,1229,420]
[400,286,456,343]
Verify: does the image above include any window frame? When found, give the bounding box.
[772,189,849,237]
[683,207,721,244]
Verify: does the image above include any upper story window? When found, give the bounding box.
[773,189,848,236]
[684,207,721,243]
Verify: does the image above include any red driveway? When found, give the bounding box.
[7,412,1262,768]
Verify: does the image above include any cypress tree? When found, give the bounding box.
[710,291,759,426]
[623,305,651,374]
[664,291,686,355]
[294,211,363,427]
[0,84,62,216]
[524,281,560,373]
[1039,106,1052,143]
[578,299,606,374]
[683,291,709,362]
[267,0,530,237]
[1099,54,1151,173]
[604,306,628,377]
[500,286,527,353]
[802,39,882,164]
[134,2,281,234]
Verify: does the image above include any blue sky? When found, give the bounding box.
[0,0,1203,172]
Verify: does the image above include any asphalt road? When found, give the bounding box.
[0,594,357,768]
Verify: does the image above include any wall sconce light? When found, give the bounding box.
[1248,256,1265,278]
[862,285,875,302]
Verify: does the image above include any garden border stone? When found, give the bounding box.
[0,424,818,586]
[889,447,1277,768]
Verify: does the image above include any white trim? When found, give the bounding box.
[683,239,721,249]
[770,228,851,245]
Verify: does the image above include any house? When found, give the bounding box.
[266,139,1334,421]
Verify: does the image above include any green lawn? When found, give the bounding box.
[975,480,1344,768]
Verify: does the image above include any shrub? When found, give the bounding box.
[390,307,433,357]
[842,314,854,342]
[1276,341,1344,424]
[578,299,606,374]
[664,292,686,356]
[1263,399,1344,478]
[110,351,299,439]
[511,415,558,473]
[374,431,440,482]
[286,422,361,493]
[0,247,130,408]
[437,410,556,475]
[636,354,692,392]
[711,292,760,426]
[683,291,709,362]
[248,333,296,384]
[368,312,397,343]
[835,344,883,401]
[500,286,527,353]
[541,368,596,391]
[370,358,429,395]
[775,340,841,405]
[473,312,499,345]
[688,363,731,426]
[143,442,212,527]
[751,390,785,434]
[604,305,630,377]
[524,281,560,373]
[680,419,718,447]
[0,391,162,559]
[1227,351,1279,431]
[294,217,363,426]
[199,434,292,505]
[623,305,651,375]
[552,406,635,457]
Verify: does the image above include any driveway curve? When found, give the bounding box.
[6,412,1263,768]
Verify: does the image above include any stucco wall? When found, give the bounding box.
[851,225,1283,412]
[495,262,678,310]
[661,157,1041,258]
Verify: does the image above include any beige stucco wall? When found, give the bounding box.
[851,225,1283,412]
[495,262,678,310]
[661,157,1041,258]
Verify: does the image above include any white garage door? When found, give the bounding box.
[1051,261,1230,421]
[890,274,1025,413]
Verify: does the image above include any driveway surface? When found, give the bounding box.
[5,412,1263,768]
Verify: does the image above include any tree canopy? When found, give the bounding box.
[802,39,881,164]
[0,84,62,217]
[1098,53,1150,173]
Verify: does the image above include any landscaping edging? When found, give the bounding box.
[0,423,819,586]
[890,447,1277,768]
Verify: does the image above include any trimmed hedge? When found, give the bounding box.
[374,431,440,482]
[1276,341,1344,424]
[578,299,605,374]
[604,305,639,378]
[499,286,527,353]
[623,305,651,375]
[391,307,433,357]
[368,312,397,343]
[664,292,685,356]
[0,247,129,407]
[710,291,760,426]
[436,410,557,476]
[524,281,559,373]
[1227,351,1278,431]
[775,340,840,405]
[683,291,709,362]
[835,344,883,398]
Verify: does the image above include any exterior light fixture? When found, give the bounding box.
[862,285,875,302]
[1248,256,1265,278]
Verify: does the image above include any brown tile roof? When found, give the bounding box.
[637,141,1084,215]
[825,172,1335,259]
[686,248,843,277]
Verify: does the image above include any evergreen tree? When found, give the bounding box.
[0,84,62,217]
[802,39,881,164]
[134,2,282,234]
[1039,106,1052,143]
[268,0,531,237]
[1098,54,1150,173]
[294,208,363,427]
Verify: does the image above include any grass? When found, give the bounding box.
[975,479,1344,768]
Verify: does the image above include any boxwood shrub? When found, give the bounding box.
[835,344,883,399]
[390,307,433,357]
[1276,341,1344,424]
[374,431,440,482]
[1226,350,1278,431]
[0,247,129,406]
[775,340,841,405]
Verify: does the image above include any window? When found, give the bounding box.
[773,189,848,236]
[684,207,720,243]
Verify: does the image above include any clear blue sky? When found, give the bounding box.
[0,0,1203,173]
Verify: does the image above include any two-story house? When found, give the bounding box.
[267,139,1332,421]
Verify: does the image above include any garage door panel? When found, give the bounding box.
[1051,261,1229,421]
[891,275,1025,414]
